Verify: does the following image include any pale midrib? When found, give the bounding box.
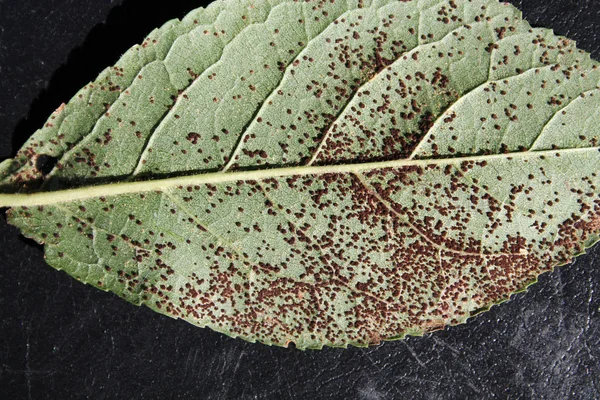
[0,147,596,208]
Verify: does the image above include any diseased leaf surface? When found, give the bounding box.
[0,0,599,348]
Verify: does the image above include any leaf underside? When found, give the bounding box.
[1,0,599,349]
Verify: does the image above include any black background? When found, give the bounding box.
[1,1,599,399]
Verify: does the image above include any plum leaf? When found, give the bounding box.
[1,0,599,348]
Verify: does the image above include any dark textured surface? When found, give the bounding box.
[0,0,599,399]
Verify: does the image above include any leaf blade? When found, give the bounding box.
[1,0,600,348]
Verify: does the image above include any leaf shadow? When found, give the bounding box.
[9,0,208,155]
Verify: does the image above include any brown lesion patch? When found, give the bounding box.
[585,213,600,231]
[53,102,66,115]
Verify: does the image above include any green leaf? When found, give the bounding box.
[1,0,599,349]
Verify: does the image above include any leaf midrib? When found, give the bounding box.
[0,146,596,208]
